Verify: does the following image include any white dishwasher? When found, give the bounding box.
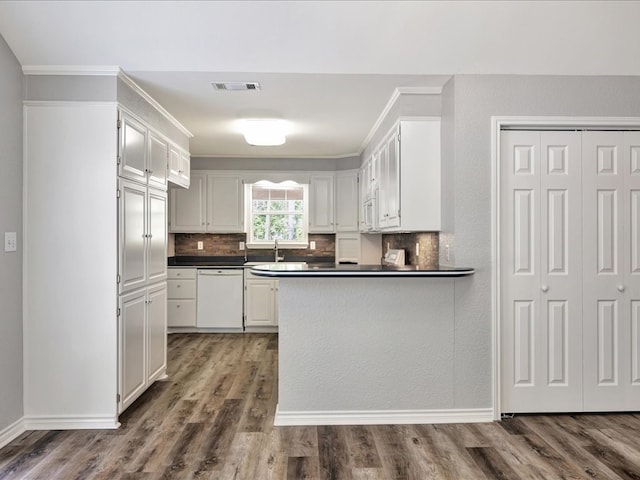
[196,268,244,331]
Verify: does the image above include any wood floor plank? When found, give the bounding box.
[286,455,321,480]
[3,334,640,479]
[318,425,351,480]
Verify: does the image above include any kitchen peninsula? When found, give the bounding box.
[250,264,486,426]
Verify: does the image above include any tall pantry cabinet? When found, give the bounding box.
[23,76,190,430]
[117,110,169,412]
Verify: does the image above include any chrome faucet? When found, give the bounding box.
[274,238,285,262]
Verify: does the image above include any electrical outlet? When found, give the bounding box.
[239,241,245,250]
[415,242,420,256]
[197,241,204,250]
[309,241,316,249]
[4,232,16,252]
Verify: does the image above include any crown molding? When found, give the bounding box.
[118,71,193,138]
[22,65,121,76]
[358,86,442,155]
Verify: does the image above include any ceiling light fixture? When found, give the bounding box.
[240,119,287,146]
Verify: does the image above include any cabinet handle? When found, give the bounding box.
[176,304,181,308]
[541,285,549,293]
[201,222,205,226]
[177,284,181,288]
[177,273,181,276]
[617,285,626,292]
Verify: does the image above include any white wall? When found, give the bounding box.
[446,75,640,409]
[0,33,23,436]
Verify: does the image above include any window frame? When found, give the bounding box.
[245,181,309,249]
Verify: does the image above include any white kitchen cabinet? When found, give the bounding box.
[167,268,197,328]
[206,174,244,233]
[118,282,167,413]
[169,173,243,233]
[119,112,148,184]
[118,288,146,412]
[118,179,167,294]
[168,145,190,188]
[148,131,168,189]
[309,174,335,233]
[379,130,400,229]
[146,282,168,383]
[376,119,441,232]
[169,173,206,232]
[336,232,382,264]
[335,170,359,232]
[244,269,278,329]
[120,111,169,189]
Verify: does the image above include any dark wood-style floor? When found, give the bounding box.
[2,333,640,479]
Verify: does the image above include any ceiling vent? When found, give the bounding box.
[212,82,260,91]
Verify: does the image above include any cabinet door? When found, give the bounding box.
[168,299,197,327]
[147,283,167,383]
[206,175,244,232]
[384,130,400,229]
[245,279,276,326]
[119,288,147,412]
[119,180,147,294]
[168,146,181,184]
[335,171,359,231]
[168,146,190,188]
[179,152,191,188]
[309,175,335,232]
[169,173,206,232]
[377,143,389,227]
[119,113,148,184]
[148,133,168,189]
[147,188,167,284]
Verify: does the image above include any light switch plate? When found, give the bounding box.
[197,241,204,250]
[4,232,17,252]
[309,241,316,249]
[239,241,245,250]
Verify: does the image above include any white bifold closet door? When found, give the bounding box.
[582,131,640,411]
[501,131,583,413]
[501,130,640,414]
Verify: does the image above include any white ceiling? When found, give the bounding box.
[1,1,639,158]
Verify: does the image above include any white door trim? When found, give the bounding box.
[491,116,640,420]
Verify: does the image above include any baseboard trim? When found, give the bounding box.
[274,406,494,426]
[23,415,120,430]
[0,417,26,450]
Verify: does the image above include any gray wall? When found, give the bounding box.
[24,74,191,152]
[447,75,640,408]
[192,155,361,171]
[24,75,117,102]
[0,33,23,432]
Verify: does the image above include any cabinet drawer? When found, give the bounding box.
[168,268,197,280]
[168,278,196,298]
[168,299,196,327]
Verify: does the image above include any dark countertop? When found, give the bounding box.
[167,255,336,267]
[249,263,475,278]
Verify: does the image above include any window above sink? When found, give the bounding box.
[245,181,309,249]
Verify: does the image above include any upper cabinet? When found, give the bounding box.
[119,113,148,183]
[168,145,190,189]
[120,110,190,190]
[335,170,359,232]
[148,131,168,189]
[169,173,243,233]
[206,174,244,232]
[309,174,335,233]
[371,119,441,232]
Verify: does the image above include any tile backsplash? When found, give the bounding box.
[173,233,335,258]
[381,232,439,268]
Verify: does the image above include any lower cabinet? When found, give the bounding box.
[244,270,278,328]
[118,282,167,413]
[167,268,197,327]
